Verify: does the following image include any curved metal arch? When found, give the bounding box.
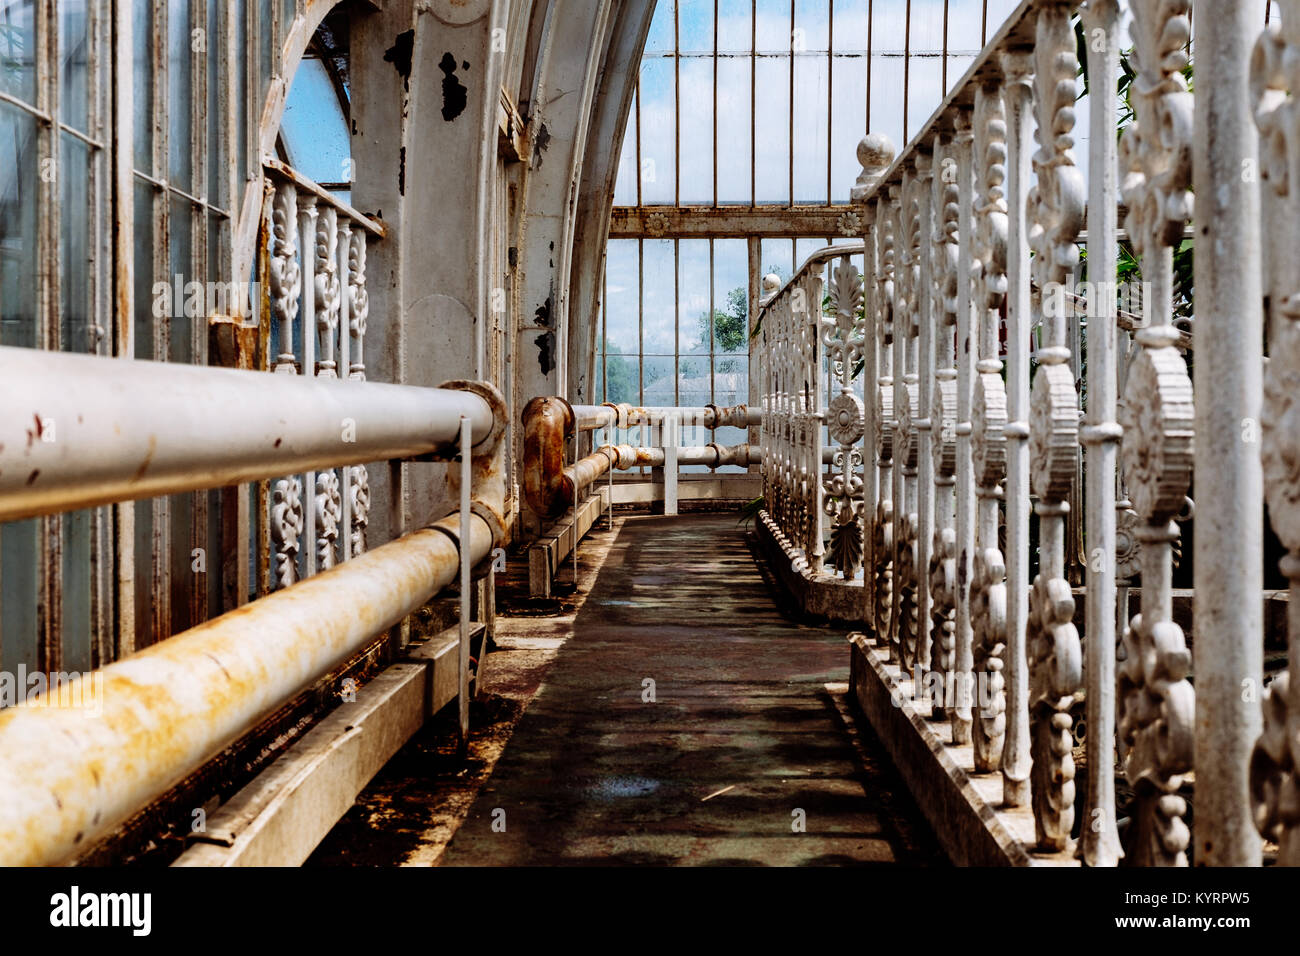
[233,0,360,292]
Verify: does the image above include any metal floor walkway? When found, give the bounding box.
[431,513,942,866]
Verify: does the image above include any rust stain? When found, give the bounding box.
[131,434,158,483]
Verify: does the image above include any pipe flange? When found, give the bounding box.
[427,501,506,578]
[440,379,509,451]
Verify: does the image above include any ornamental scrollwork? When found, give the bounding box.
[350,464,371,556]
[271,476,304,590]
[315,470,343,570]
[971,546,1008,772]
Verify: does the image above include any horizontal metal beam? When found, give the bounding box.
[609,205,858,239]
[0,514,494,866]
[0,346,496,522]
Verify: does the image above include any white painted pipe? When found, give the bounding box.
[0,346,495,522]
[0,514,494,866]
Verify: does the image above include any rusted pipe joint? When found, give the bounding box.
[441,380,509,552]
[521,395,576,518]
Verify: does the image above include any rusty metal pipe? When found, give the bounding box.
[0,346,496,522]
[565,444,763,497]
[567,403,762,429]
[560,446,618,507]
[521,396,575,517]
[568,403,619,431]
[0,513,495,866]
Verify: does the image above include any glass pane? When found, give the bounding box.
[717,0,751,53]
[642,238,675,354]
[169,195,193,363]
[678,237,709,355]
[132,497,153,644]
[0,100,37,347]
[0,0,36,105]
[169,0,193,189]
[907,0,947,143]
[985,0,1021,37]
[868,0,906,151]
[642,355,676,406]
[715,56,751,203]
[613,89,637,205]
[713,237,748,354]
[61,508,93,672]
[605,353,639,406]
[280,57,352,186]
[678,57,713,204]
[605,238,638,354]
[131,0,153,169]
[59,0,89,132]
[236,0,248,181]
[833,0,868,54]
[60,134,91,354]
[760,237,793,282]
[208,0,224,208]
[0,519,40,675]
[260,0,274,96]
[133,178,154,359]
[678,355,710,407]
[644,0,675,54]
[831,53,868,203]
[678,0,713,54]
[169,489,193,633]
[638,57,674,203]
[753,54,789,202]
[794,0,829,53]
[755,0,790,54]
[792,49,828,203]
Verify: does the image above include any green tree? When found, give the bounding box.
[602,342,638,404]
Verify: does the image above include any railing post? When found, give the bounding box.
[999,48,1034,809]
[348,229,371,556]
[299,194,319,579]
[1117,0,1196,866]
[807,272,826,574]
[1079,0,1124,868]
[1194,0,1266,868]
[890,185,909,666]
[929,130,960,725]
[876,194,897,647]
[1026,0,1084,850]
[971,78,1009,774]
[915,150,936,675]
[952,106,976,745]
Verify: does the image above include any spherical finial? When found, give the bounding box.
[851,132,897,202]
[762,273,781,293]
[857,132,896,171]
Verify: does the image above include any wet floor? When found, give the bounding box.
[311,512,944,866]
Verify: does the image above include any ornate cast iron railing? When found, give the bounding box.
[841,0,1291,867]
[263,159,384,590]
[758,242,870,586]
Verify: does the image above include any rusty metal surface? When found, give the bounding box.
[435,514,944,866]
[0,518,495,867]
[521,395,575,518]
